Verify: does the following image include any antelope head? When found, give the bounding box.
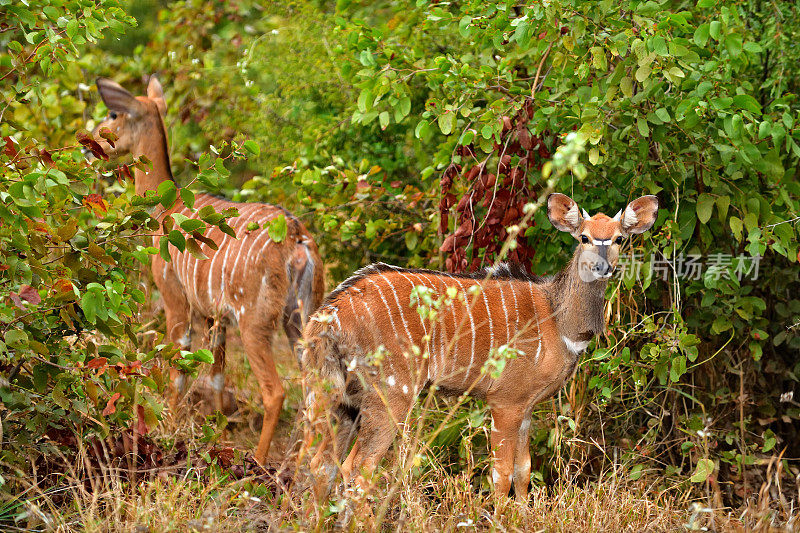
[547,193,659,282]
[92,76,167,159]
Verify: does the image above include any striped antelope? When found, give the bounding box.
[302,192,658,498]
[91,77,325,464]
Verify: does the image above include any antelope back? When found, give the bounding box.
[303,263,560,399]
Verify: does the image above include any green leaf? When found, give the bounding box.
[398,96,411,119]
[696,0,715,7]
[635,64,651,82]
[716,195,730,220]
[357,88,373,113]
[667,66,685,79]
[651,36,668,56]
[159,236,171,262]
[590,46,607,70]
[267,214,287,243]
[414,120,430,139]
[185,349,214,364]
[438,111,456,135]
[4,329,29,347]
[158,180,177,209]
[66,18,79,39]
[725,34,743,57]
[696,194,715,224]
[185,238,208,260]
[180,188,195,209]
[636,117,650,137]
[690,458,715,483]
[693,24,710,47]
[620,77,633,98]
[732,94,761,114]
[242,139,260,156]
[709,21,722,41]
[379,111,390,129]
[729,216,743,240]
[655,108,671,122]
[168,230,186,251]
[179,218,205,233]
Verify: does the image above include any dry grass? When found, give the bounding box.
[4,333,798,532]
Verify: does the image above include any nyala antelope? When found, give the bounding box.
[302,193,658,498]
[91,77,325,463]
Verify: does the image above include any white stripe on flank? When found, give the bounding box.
[227,207,258,292]
[377,272,413,345]
[508,281,519,328]
[365,278,401,344]
[527,283,543,365]
[207,229,226,309]
[400,271,429,336]
[442,273,460,381]
[192,246,202,308]
[497,282,511,347]
[360,292,379,346]
[242,227,273,277]
[452,277,476,384]
[219,232,234,304]
[480,279,494,352]
[409,272,436,380]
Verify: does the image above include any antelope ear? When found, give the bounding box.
[547,193,584,236]
[620,195,659,235]
[96,78,143,116]
[147,76,167,117]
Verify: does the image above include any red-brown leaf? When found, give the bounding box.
[136,404,149,435]
[53,278,74,294]
[86,357,108,370]
[76,130,108,160]
[19,285,40,305]
[9,293,23,309]
[82,194,108,215]
[2,136,18,159]
[102,392,121,416]
[98,127,118,148]
[39,149,56,168]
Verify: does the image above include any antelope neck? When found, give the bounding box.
[542,251,607,350]
[131,115,175,198]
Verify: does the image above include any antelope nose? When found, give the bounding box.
[592,262,613,277]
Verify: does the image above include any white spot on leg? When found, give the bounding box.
[211,373,224,392]
[174,373,185,393]
[402,384,409,394]
[492,468,500,485]
[178,332,191,349]
[386,375,396,387]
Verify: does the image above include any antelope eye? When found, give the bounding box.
[109,111,118,120]
[580,235,590,244]
[615,236,623,245]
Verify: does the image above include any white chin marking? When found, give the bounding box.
[562,336,590,355]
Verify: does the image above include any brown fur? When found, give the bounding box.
[302,193,658,499]
[92,77,325,464]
